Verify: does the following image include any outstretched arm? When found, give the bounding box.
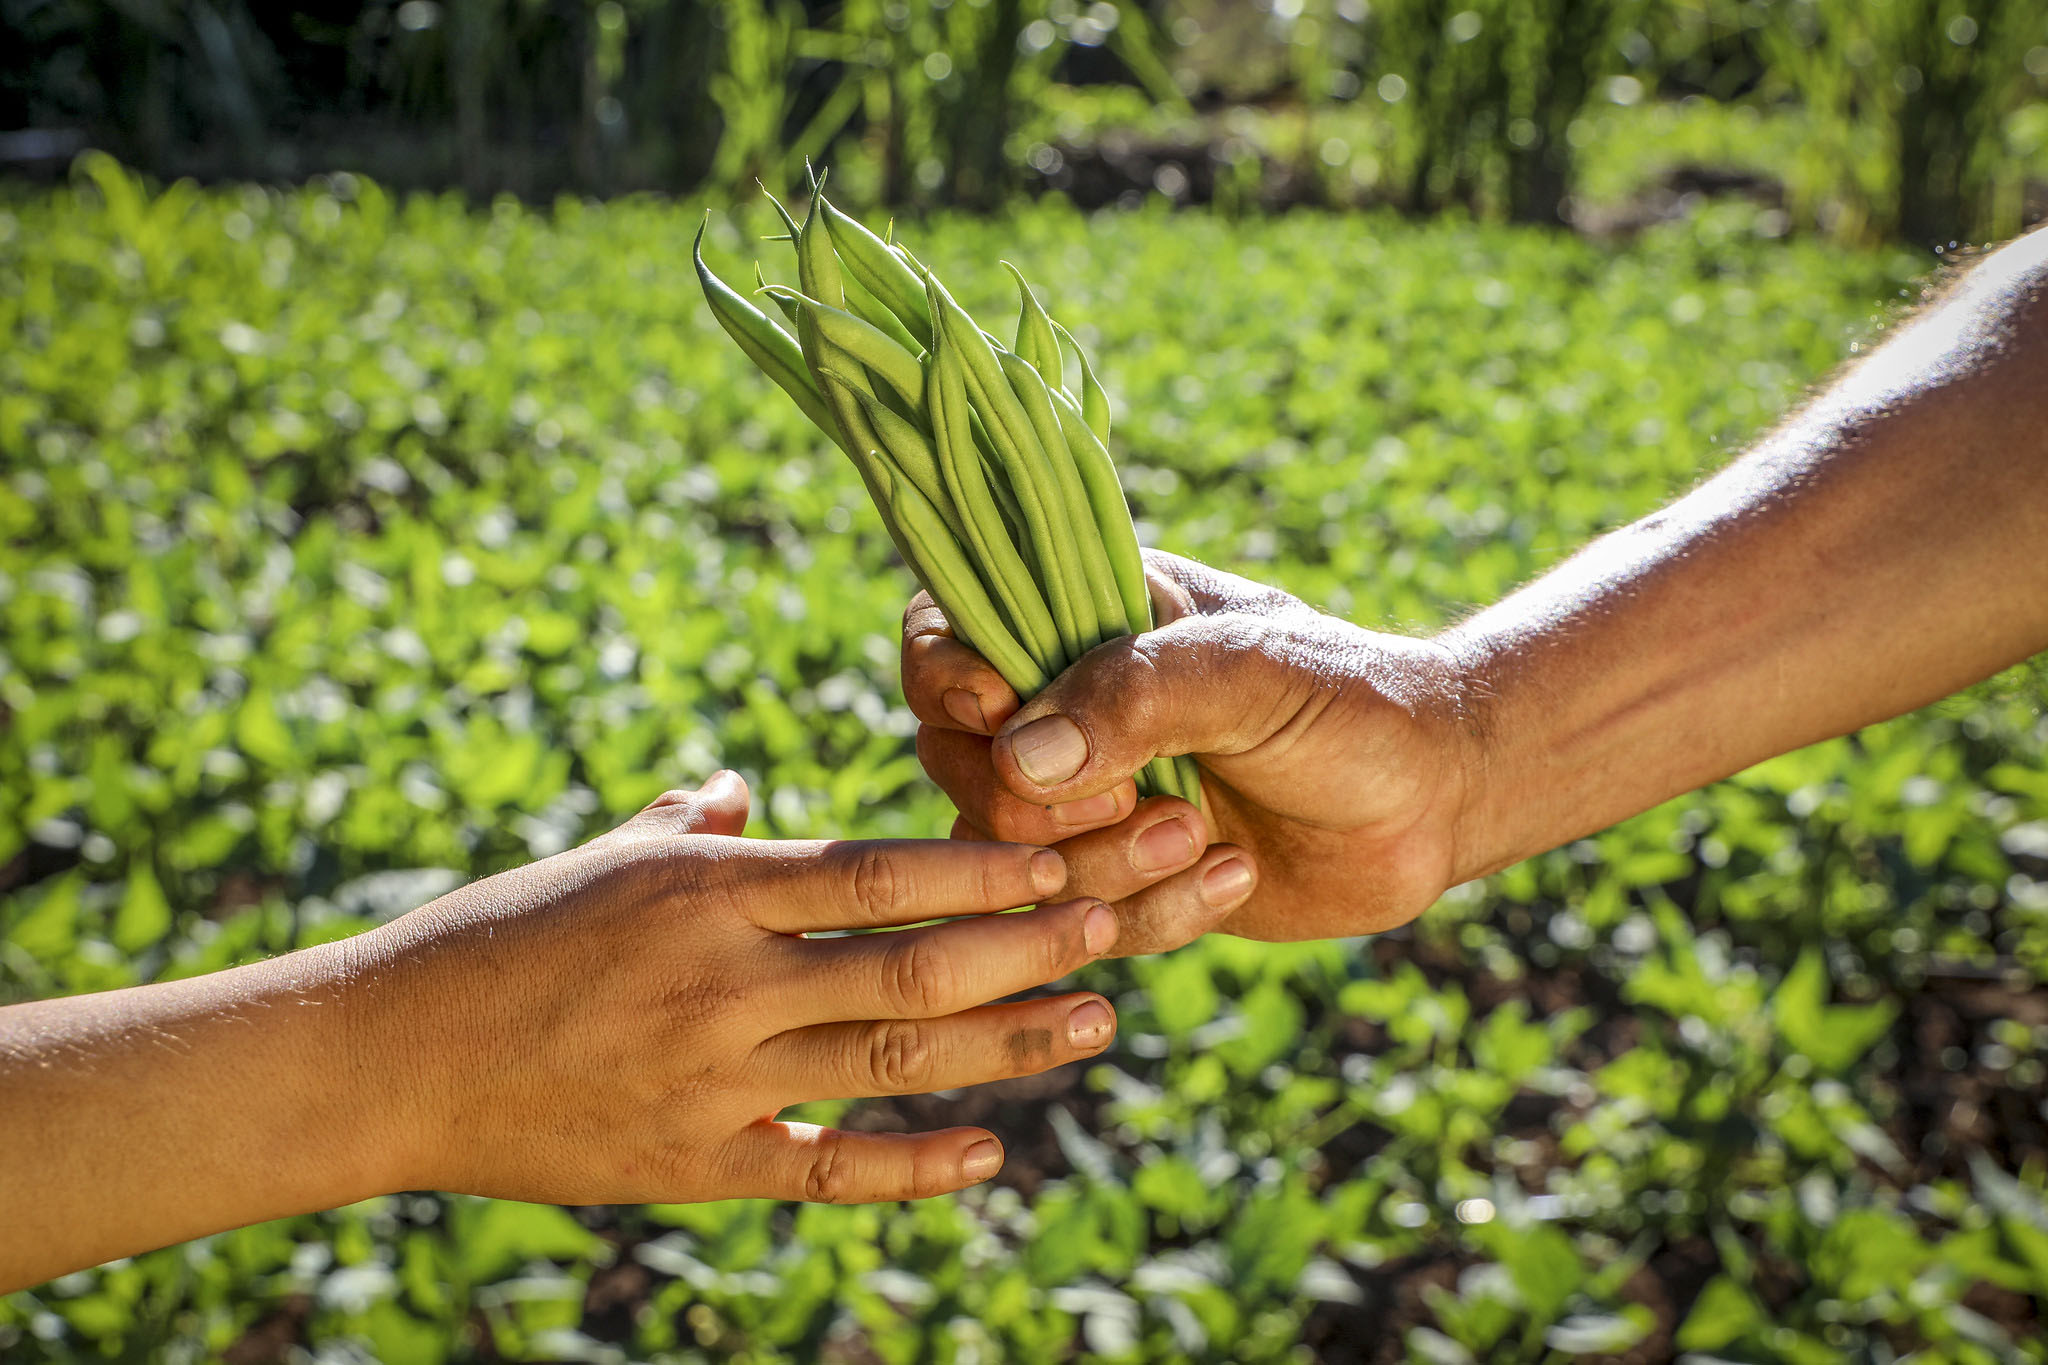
[2,773,1120,1290]
[1444,227,2048,878]
[903,226,2048,945]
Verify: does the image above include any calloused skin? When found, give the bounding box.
[0,772,1122,1292]
[905,225,2048,950]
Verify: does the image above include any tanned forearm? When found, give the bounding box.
[0,939,404,1289]
[1445,227,2048,882]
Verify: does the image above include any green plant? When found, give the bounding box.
[1736,0,2048,245]
[5,160,2045,1360]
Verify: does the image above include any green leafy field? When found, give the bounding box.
[5,159,2048,1362]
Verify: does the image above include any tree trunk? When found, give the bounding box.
[949,0,1023,210]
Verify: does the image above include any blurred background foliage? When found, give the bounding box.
[5,155,2048,1362]
[8,1,2048,1362]
[5,0,2048,243]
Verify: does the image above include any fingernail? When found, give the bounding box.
[1200,858,1255,908]
[1082,902,1118,955]
[1009,716,1087,787]
[1067,998,1114,1047]
[943,688,987,732]
[1132,816,1196,873]
[962,1139,1003,1180]
[1050,791,1121,826]
[1029,849,1067,898]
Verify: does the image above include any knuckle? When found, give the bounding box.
[985,806,1040,843]
[1041,913,1075,981]
[849,844,904,922]
[802,1129,858,1203]
[883,934,953,1016]
[865,1019,935,1092]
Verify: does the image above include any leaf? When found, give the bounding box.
[448,1199,603,1284]
[1213,981,1304,1077]
[1771,947,1897,1072]
[1676,1275,1763,1351]
[111,863,172,953]
[235,689,297,770]
[1483,1223,1583,1321]
[1544,1310,1650,1354]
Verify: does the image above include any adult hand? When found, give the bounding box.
[2,771,1121,1289]
[903,552,1478,948]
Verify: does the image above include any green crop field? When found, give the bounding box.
[5,159,2048,1362]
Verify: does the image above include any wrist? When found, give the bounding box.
[286,928,446,1200]
[1427,622,1521,886]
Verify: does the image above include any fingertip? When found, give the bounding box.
[943,687,989,733]
[961,1136,1003,1182]
[1028,847,1068,900]
[1000,714,1089,791]
[1200,853,1256,910]
[1066,995,1116,1049]
[1082,900,1118,955]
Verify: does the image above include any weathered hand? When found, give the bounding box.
[903,551,1477,949]
[362,770,1120,1206]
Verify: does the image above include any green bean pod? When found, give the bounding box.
[761,288,925,415]
[1002,261,1064,388]
[693,223,842,449]
[843,266,924,356]
[810,360,927,574]
[1000,348,1127,643]
[796,191,846,309]
[928,272,1092,662]
[754,263,801,326]
[1051,386,1150,639]
[966,413,1031,560]
[929,334,1063,673]
[1053,321,1112,447]
[828,372,968,545]
[880,462,1048,697]
[821,197,934,348]
[1145,756,1185,800]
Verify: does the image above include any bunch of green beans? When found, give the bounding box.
[693,186,1202,806]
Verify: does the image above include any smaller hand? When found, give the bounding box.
[361,771,1119,1205]
[903,551,1479,949]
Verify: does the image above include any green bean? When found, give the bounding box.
[692,223,843,449]
[1144,757,1184,801]
[810,362,928,573]
[928,272,1092,662]
[1172,755,1204,807]
[843,266,924,356]
[1002,261,1064,388]
[762,188,802,249]
[929,335,1063,672]
[1000,348,1126,643]
[880,462,1049,696]
[755,263,801,326]
[821,197,934,348]
[759,288,925,415]
[1051,385,1150,638]
[795,190,845,308]
[1052,321,1112,446]
[824,370,967,544]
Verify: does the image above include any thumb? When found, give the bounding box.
[990,612,1295,804]
[685,769,752,835]
[621,770,752,839]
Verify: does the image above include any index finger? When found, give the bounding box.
[731,836,1070,934]
[903,591,1021,736]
